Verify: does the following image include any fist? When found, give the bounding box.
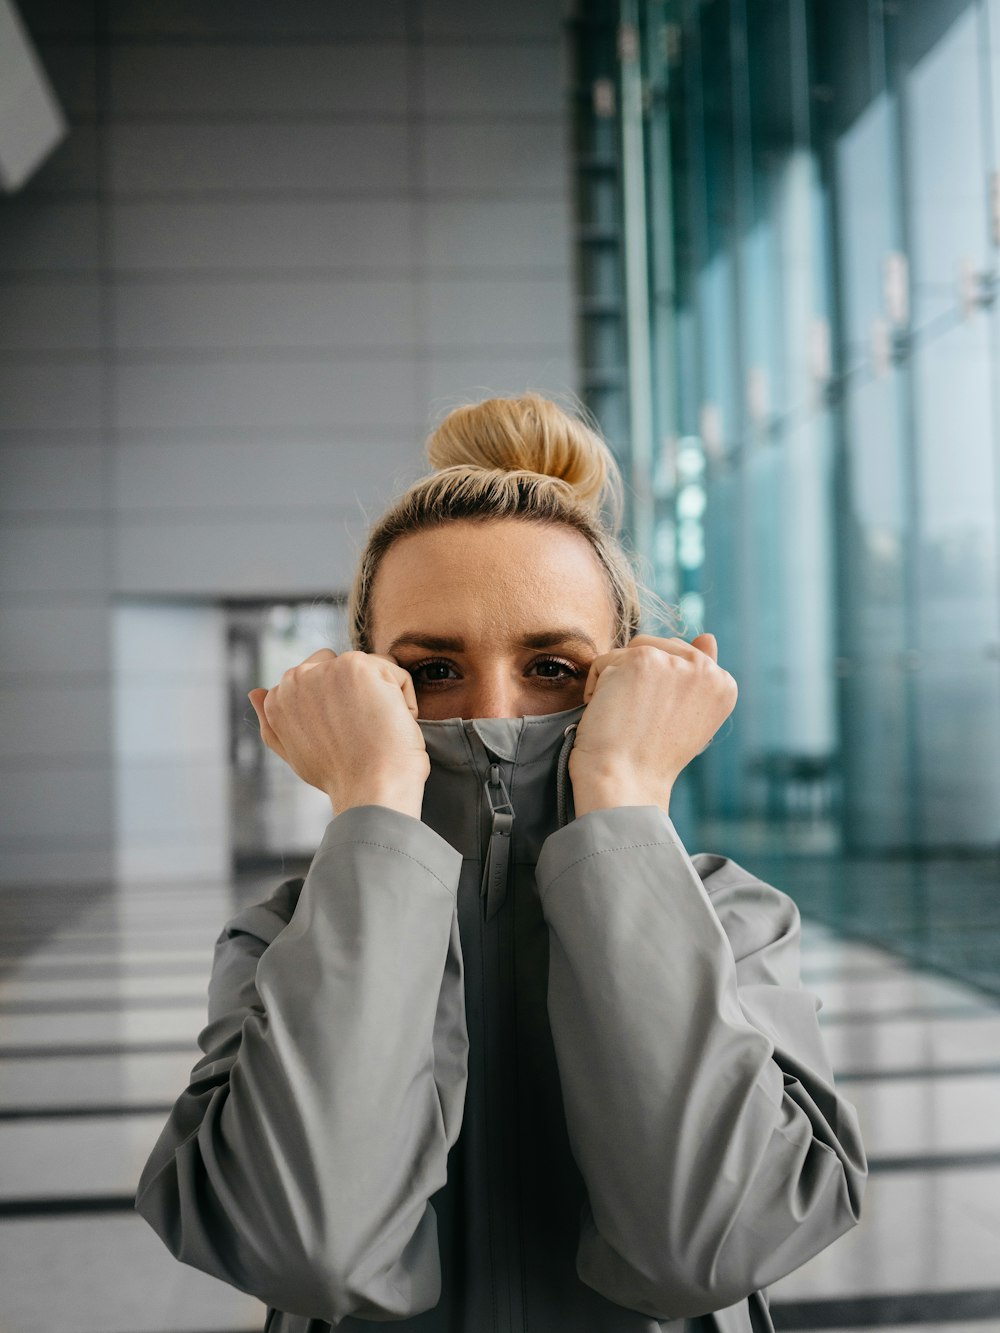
[247,649,430,819]
[569,633,738,816]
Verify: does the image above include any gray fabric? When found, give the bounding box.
[135,701,867,1331]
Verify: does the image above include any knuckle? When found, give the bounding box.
[630,644,665,668]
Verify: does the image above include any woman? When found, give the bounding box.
[135,393,866,1333]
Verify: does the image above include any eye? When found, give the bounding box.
[528,656,583,682]
[408,658,459,686]
[406,654,584,688]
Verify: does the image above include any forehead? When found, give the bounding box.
[370,519,616,645]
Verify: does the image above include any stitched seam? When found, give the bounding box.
[323,838,458,896]
[540,839,674,890]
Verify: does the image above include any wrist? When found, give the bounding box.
[328,785,424,821]
[571,780,672,818]
[570,783,674,815]
[569,759,674,818]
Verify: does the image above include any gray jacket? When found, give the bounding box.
[135,701,867,1332]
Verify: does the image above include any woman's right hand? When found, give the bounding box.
[247,649,430,819]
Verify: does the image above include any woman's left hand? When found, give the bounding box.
[568,633,738,817]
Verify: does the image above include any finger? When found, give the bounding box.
[248,689,289,762]
[629,633,704,662]
[296,647,338,673]
[367,653,422,718]
[690,632,718,663]
[582,647,630,704]
[399,671,419,719]
[583,634,706,704]
[581,650,609,704]
[583,657,599,705]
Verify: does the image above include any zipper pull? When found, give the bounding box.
[481,763,514,922]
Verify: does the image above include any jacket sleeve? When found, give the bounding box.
[134,804,468,1325]
[534,805,867,1322]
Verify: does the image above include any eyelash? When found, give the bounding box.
[408,655,583,687]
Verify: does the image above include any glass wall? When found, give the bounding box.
[572,0,1000,986]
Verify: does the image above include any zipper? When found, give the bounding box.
[476,725,577,1327]
[481,761,515,923]
[556,722,578,828]
[477,754,522,1327]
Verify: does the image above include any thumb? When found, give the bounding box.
[691,632,718,662]
[247,688,289,763]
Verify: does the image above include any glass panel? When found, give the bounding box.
[697,0,741,456]
[832,77,917,850]
[906,5,990,327]
[901,2,1000,848]
[573,0,1000,987]
[744,0,840,856]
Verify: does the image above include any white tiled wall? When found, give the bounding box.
[0,0,578,885]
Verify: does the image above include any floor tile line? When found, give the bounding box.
[800,965,909,983]
[0,1040,199,1059]
[0,927,226,937]
[836,1063,1000,1082]
[0,962,213,979]
[770,1286,1000,1328]
[0,1102,175,1120]
[819,1004,999,1025]
[0,995,206,1014]
[0,946,215,955]
[866,1149,1000,1172]
[0,1193,139,1217]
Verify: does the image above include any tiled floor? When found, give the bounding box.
[1,868,999,1333]
[729,848,1000,1002]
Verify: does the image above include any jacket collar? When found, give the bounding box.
[416,703,585,867]
[417,702,585,771]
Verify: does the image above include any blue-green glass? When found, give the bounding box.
[573,0,1000,989]
[899,1,1000,848]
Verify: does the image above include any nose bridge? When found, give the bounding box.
[471,660,521,718]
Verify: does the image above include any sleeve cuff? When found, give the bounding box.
[535,805,700,898]
[316,804,465,899]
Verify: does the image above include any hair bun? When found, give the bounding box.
[425,391,621,527]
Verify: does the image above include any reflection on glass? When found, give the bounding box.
[574,0,1000,987]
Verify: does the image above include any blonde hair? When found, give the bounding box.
[347,391,677,652]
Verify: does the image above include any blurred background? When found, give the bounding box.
[1,1,999,1330]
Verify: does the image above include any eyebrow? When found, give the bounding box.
[386,628,600,655]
